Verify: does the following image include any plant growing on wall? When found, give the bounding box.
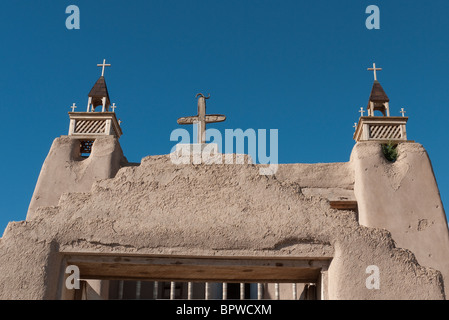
[381,141,398,162]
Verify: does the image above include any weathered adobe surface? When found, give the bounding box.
[0,153,445,299]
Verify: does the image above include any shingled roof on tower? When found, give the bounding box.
[369,80,389,103]
[88,76,111,109]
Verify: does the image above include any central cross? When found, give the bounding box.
[97,59,111,77]
[177,93,226,144]
[367,62,382,81]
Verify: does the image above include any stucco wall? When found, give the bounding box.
[352,141,449,297]
[0,142,445,299]
[26,135,128,220]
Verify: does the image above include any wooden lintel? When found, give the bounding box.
[64,254,331,283]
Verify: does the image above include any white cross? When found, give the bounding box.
[400,108,406,117]
[111,103,117,112]
[70,103,77,112]
[353,122,358,131]
[367,63,382,81]
[359,107,365,117]
[97,59,111,77]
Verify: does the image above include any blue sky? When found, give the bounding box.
[0,0,448,232]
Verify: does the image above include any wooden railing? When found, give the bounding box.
[354,116,408,142]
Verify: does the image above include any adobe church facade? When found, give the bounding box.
[0,61,448,300]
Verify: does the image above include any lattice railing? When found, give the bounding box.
[74,120,106,134]
[354,117,408,142]
[68,112,122,139]
[369,124,402,140]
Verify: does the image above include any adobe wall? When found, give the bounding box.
[26,135,128,220]
[352,141,449,297]
[0,142,445,299]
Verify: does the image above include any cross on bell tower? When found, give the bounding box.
[97,59,111,77]
[366,62,390,117]
[68,59,123,156]
[353,63,409,143]
[87,59,112,112]
[368,63,382,81]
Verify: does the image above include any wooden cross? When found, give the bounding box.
[177,93,226,144]
[97,59,111,77]
[367,63,382,81]
[70,103,77,112]
[359,107,365,117]
[400,108,406,117]
[111,103,117,112]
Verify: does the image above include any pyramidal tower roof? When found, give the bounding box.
[86,59,112,111]
[369,80,389,103]
[88,75,111,108]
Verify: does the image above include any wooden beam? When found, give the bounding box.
[65,254,331,284]
[329,200,358,210]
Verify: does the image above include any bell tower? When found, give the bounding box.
[87,59,111,112]
[353,63,409,143]
[352,63,449,292]
[27,59,127,220]
[68,59,122,157]
[366,63,390,116]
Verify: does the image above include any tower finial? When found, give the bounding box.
[97,59,111,77]
[88,60,112,112]
[367,62,382,81]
